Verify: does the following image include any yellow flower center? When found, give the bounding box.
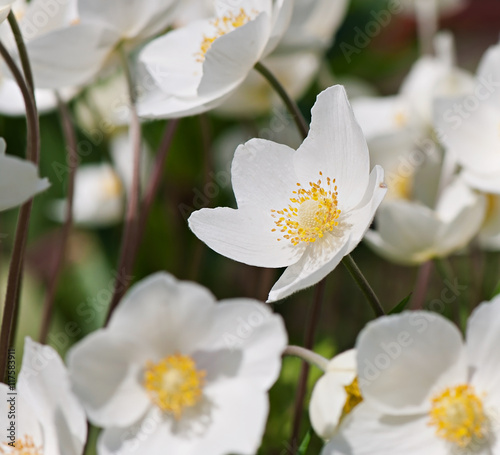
[102,171,123,198]
[271,173,341,246]
[143,354,206,419]
[196,8,253,62]
[341,377,363,418]
[0,435,42,454]
[429,384,488,448]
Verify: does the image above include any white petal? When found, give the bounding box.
[268,233,351,302]
[17,338,86,455]
[28,23,119,89]
[462,169,500,195]
[0,78,58,115]
[67,330,151,428]
[261,0,293,57]
[356,312,467,415]
[476,42,500,109]
[231,138,298,210]
[98,380,269,455]
[321,402,446,455]
[0,154,50,212]
[466,297,500,396]
[344,165,387,251]
[188,206,305,268]
[108,272,217,355]
[294,85,370,211]
[197,299,287,390]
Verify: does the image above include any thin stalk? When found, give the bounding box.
[0,42,40,381]
[7,11,34,94]
[105,47,142,325]
[411,261,433,310]
[434,257,461,325]
[342,255,385,317]
[255,59,384,318]
[39,97,78,343]
[254,61,309,139]
[290,278,326,450]
[284,345,329,372]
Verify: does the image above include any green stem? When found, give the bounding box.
[8,11,35,94]
[342,255,385,317]
[0,42,40,381]
[284,345,329,372]
[254,61,309,139]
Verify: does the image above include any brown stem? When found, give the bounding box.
[39,97,78,343]
[289,278,326,450]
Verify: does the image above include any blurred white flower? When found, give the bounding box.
[138,0,293,118]
[49,130,151,227]
[24,0,179,90]
[0,337,87,455]
[0,138,49,212]
[189,86,386,302]
[436,41,500,195]
[68,272,287,455]
[399,0,468,16]
[479,194,500,251]
[310,349,360,441]
[365,177,486,265]
[0,0,78,114]
[0,0,14,24]
[323,297,500,454]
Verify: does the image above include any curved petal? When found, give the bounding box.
[107,273,217,355]
[321,402,446,455]
[268,232,351,302]
[98,380,269,455]
[467,297,500,396]
[198,299,287,389]
[67,330,152,428]
[294,85,370,211]
[462,169,500,195]
[344,165,387,251]
[188,206,305,268]
[17,338,86,455]
[0,154,50,212]
[356,312,467,415]
[261,0,293,57]
[0,78,58,115]
[28,23,119,89]
[231,138,298,210]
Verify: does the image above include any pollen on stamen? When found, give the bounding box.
[195,8,253,62]
[0,435,42,454]
[271,172,341,246]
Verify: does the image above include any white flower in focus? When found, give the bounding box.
[322,297,500,455]
[0,337,87,455]
[310,350,360,441]
[68,272,287,455]
[25,0,179,89]
[189,86,386,302]
[436,41,500,195]
[49,130,151,227]
[365,177,486,265]
[0,138,49,212]
[138,0,293,118]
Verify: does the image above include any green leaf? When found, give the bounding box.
[297,431,311,455]
[388,293,412,315]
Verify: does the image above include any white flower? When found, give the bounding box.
[322,297,500,455]
[435,41,500,195]
[0,138,49,212]
[309,349,359,441]
[0,0,14,24]
[24,0,179,90]
[0,337,87,455]
[479,194,500,251]
[138,0,293,118]
[188,85,386,302]
[399,0,468,15]
[67,272,287,455]
[49,130,151,227]
[365,177,486,265]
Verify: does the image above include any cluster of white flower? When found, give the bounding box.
[5,0,500,454]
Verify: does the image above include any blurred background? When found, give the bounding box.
[2,0,500,453]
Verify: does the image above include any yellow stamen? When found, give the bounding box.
[271,172,341,246]
[341,377,363,418]
[0,435,42,454]
[196,8,253,62]
[143,354,206,419]
[429,384,488,448]
[394,111,407,128]
[102,171,123,198]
